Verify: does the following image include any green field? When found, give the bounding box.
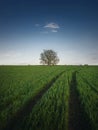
[0,65,98,130]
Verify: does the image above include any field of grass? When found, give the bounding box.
[0,65,98,130]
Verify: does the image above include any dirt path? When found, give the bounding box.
[3,71,65,130]
[68,71,92,130]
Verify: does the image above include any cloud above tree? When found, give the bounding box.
[44,23,60,29]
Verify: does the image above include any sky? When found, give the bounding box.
[0,0,98,65]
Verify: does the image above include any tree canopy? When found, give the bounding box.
[40,49,59,65]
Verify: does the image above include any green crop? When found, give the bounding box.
[0,65,98,130]
[77,66,98,130]
[15,72,70,130]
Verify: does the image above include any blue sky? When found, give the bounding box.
[0,0,98,65]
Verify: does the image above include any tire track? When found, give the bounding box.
[68,71,92,130]
[3,71,65,130]
[77,72,98,94]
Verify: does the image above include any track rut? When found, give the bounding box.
[3,71,65,130]
[68,71,92,130]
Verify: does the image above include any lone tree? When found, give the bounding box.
[40,49,59,65]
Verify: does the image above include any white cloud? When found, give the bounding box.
[44,22,60,29]
[35,22,60,34]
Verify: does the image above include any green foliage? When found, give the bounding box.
[0,66,65,129]
[40,49,59,65]
[17,72,70,130]
[77,66,98,130]
[0,65,98,130]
